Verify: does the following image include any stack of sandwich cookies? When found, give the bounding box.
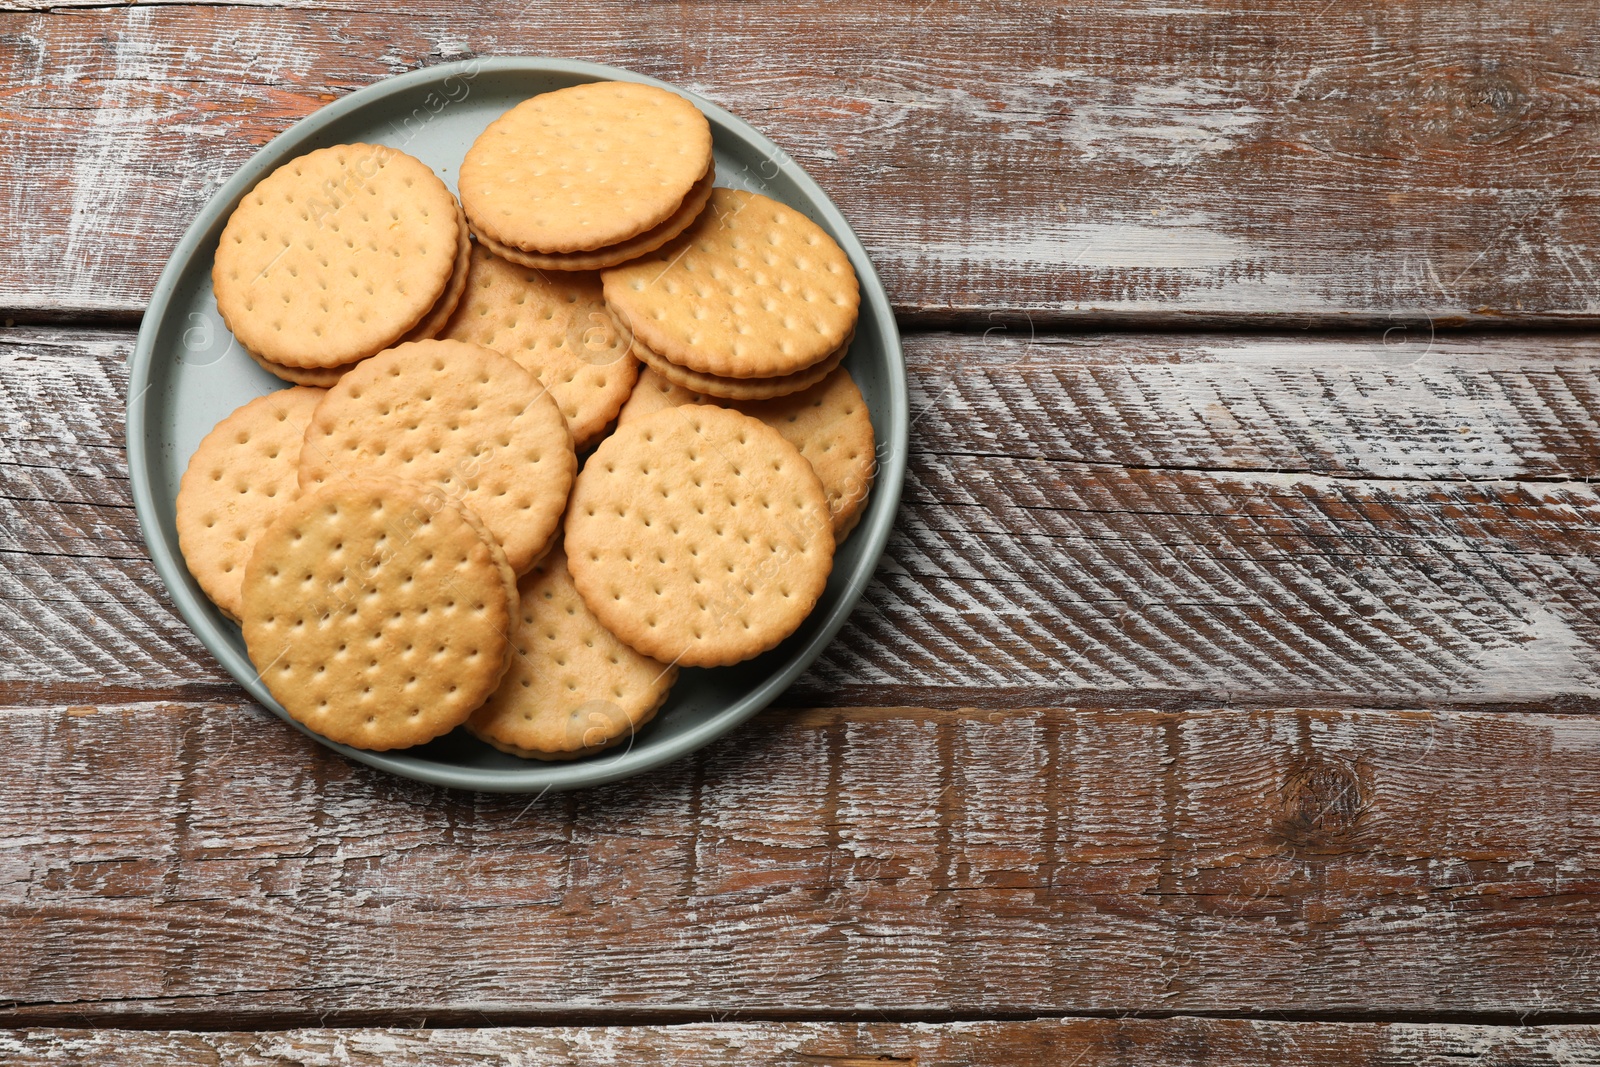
[246,199,472,387]
[475,171,716,273]
[214,144,465,385]
[397,200,474,343]
[602,188,861,400]
[459,81,714,272]
[439,245,640,450]
[180,82,876,762]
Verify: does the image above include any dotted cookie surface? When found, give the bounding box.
[440,245,639,449]
[213,144,460,369]
[603,188,860,379]
[460,81,713,255]
[245,201,467,386]
[298,339,577,574]
[633,327,851,401]
[472,168,715,272]
[469,542,679,760]
[176,387,325,620]
[739,368,876,540]
[618,366,875,539]
[565,405,834,667]
[241,477,517,751]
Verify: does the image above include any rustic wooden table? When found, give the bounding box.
[5,1,1600,1063]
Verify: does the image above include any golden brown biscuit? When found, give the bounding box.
[736,369,875,541]
[298,339,576,574]
[398,199,473,344]
[241,476,517,751]
[613,364,706,425]
[213,144,459,368]
[460,81,713,254]
[617,366,875,539]
[632,327,850,401]
[469,542,679,760]
[472,169,715,272]
[603,188,859,379]
[440,245,639,449]
[246,346,356,387]
[565,405,834,667]
[244,201,470,385]
[176,387,325,619]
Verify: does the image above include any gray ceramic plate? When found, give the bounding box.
[127,57,906,793]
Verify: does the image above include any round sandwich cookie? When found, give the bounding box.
[460,81,713,256]
[473,168,715,272]
[440,245,639,449]
[247,345,358,387]
[213,143,460,369]
[298,339,576,575]
[469,541,679,760]
[618,365,875,540]
[602,188,860,380]
[631,326,851,401]
[241,477,517,751]
[565,405,834,668]
[176,386,326,620]
[243,201,469,387]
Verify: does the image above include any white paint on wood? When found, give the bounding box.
[909,331,1600,481]
[7,1020,1600,1065]
[913,214,1257,270]
[1468,602,1598,697]
[36,9,314,313]
[1543,716,1600,753]
[6,1,1600,321]
[1051,76,1266,166]
[63,9,163,310]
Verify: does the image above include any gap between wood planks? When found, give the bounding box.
[11,682,1600,718]
[8,1005,1600,1033]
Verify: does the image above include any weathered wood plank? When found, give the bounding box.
[11,327,1600,706]
[7,1019,1600,1065]
[2,700,1599,1020]
[4,1,1599,324]
[916,328,1600,481]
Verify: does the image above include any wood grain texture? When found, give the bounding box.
[12,327,1600,707]
[3,699,1600,1021]
[3,1,1599,324]
[7,1019,1600,1065]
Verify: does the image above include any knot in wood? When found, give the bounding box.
[1411,64,1533,148]
[1293,61,1536,157]
[1275,756,1367,852]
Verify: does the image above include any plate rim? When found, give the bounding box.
[127,56,907,793]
